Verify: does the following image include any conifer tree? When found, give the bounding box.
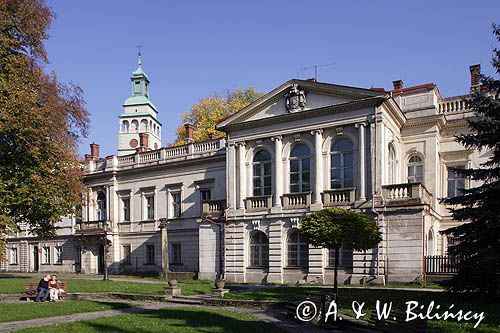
[442,24,500,295]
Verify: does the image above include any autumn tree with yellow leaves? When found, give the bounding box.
[173,88,263,145]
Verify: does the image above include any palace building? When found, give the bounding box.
[1,56,487,284]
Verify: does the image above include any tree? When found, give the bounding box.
[0,0,89,255]
[172,88,263,145]
[301,208,382,296]
[442,24,500,295]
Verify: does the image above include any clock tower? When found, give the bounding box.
[117,52,162,156]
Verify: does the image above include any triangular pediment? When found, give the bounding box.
[216,79,387,131]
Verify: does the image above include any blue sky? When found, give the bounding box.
[45,0,499,157]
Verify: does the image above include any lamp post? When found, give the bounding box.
[159,218,169,279]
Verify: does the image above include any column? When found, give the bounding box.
[237,142,246,210]
[227,143,237,210]
[311,129,323,210]
[271,136,283,210]
[356,123,366,200]
[159,220,169,277]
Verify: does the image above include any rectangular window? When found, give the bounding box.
[172,192,182,218]
[55,246,63,264]
[145,244,155,264]
[447,166,465,198]
[146,195,155,220]
[122,245,131,264]
[122,198,130,222]
[10,248,18,265]
[170,243,182,264]
[42,246,51,265]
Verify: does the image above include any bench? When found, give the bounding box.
[21,282,68,301]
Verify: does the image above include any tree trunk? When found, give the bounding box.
[334,247,339,297]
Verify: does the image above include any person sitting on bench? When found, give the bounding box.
[35,274,51,302]
[49,274,64,301]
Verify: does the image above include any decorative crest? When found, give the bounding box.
[285,83,306,113]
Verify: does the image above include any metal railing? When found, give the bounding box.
[425,255,459,275]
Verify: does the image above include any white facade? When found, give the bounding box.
[2,65,486,284]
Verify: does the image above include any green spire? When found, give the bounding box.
[123,51,156,111]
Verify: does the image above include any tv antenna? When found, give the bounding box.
[302,62,335,80]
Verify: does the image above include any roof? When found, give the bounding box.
[391,83,435,94]
[123,96,157,111]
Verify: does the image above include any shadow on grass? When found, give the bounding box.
[39,307,282,333]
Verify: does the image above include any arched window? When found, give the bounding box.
[331,138,354,189]
[96,192,106,221]
[407,155,424,184]
[253,150,272,196]
[140,120,148,132]
[121,120,130,133]
[290,144,310,193]
[287,229,309,267]
[249,231,269,268]
[388,144,396,184]
[131,120,139,132]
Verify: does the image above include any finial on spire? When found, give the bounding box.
[136,44,143,67]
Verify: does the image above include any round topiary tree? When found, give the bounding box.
[301,208,382,296]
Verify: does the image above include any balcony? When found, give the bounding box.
[283,192,311,209]
[202,199,226,219]
[323,188,356,207]
[245,195,272,212]
[382,182,433,207]
[75,220,110,235]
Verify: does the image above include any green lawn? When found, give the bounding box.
[0,301,130,323]
[225,287,500,333]
[0,277,211,296]
[17,306,282,333]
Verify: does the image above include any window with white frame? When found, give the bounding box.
[252,150,272,196]
[122,197,130,222]
[170,243,182,265]
[122,244,131,264]
[407,155,424,184]
[171,192,182,218]
[10,248,18,265]
[447,165,465,198]
[287,229,309,267]
[145,195,155,220]
[249,231,269,268]
[145,244,155,264]
[331,138,354,189]
[290,144,310,193]
[328,248,353,267]
[96,191,107,221]
[55,246,63,264]
[42,246,51,264]
[388,144,396,184]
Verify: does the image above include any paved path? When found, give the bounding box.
[0,300,343,333]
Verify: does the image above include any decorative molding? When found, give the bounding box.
[310,129,323,136]
[290,217,301,229]
[255,139,263,148]
[251,220,261,231]
[293,133,301,142]
[270,135,283,142]
[335,126,344,136]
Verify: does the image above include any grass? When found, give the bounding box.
[0,301,130,323]
[0,277,212,296]
[17,306,282,333]
[225,287,500,333]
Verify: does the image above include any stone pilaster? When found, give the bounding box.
[311,129,324,210]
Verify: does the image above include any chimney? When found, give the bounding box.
[392,80,404,91]
[184,123,194,143]
[90,143,99,158]
[139,133,149,149]
[469,64,481,91]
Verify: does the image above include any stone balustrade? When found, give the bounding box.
[245,195,273,212]
[85,138,225,174]
[202,199,226,218]
[382,182,433,207]
[283,192,311,209]
[438,96,471,114]
[323,188,356,206]
[75,220,110,234]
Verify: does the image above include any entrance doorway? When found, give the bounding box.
[98,244,104,274]
[33,246,39,272]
